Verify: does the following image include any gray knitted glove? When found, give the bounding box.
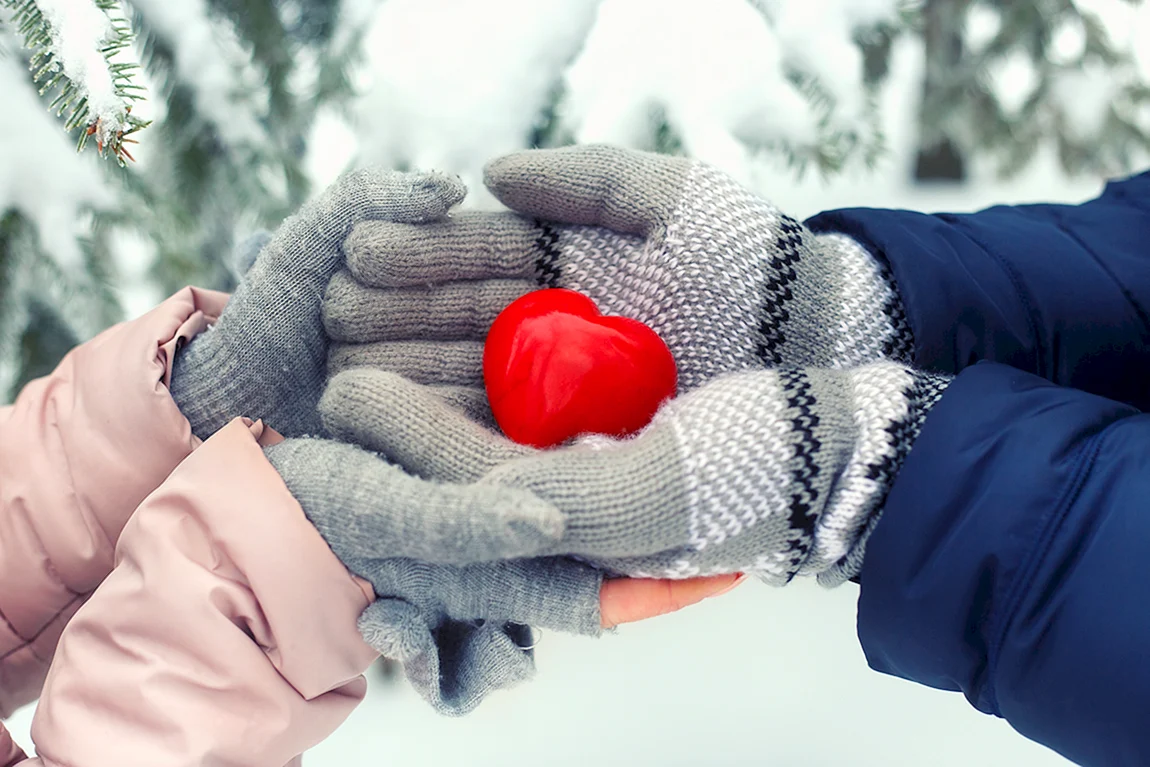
[342,557,603,715]
[363,603,535,716]
[169,167,466,439]
[278,380,608,714]
[262,437,564,566]
[319,363,951,586]
[263,411,607,714]
[321,144,913,398]
[167,170,593,714]
[265,457,584,719]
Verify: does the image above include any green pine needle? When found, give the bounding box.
[1,0,149,165]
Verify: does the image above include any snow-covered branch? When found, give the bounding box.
[1,0,148,163]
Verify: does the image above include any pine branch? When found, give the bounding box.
[914,0,1150,179]
[1,0,149,165]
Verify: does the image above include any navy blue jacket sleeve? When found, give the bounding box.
[859,362,1150,766]
[805,170,1150,410]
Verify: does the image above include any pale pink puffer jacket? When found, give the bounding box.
[0,288,379,766]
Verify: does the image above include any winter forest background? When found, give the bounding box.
[2,0,1147,763]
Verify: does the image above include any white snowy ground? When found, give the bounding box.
[7,0,1147,763]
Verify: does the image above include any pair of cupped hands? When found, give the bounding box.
[168,144,923,714]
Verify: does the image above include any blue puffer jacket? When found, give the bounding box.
[806,170,1150,767]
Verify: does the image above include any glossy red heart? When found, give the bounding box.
[483,288,678,448]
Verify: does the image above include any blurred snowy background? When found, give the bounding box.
[4,0,1149,763]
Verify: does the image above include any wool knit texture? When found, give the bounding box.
[312,147,937,711]
[323,145,913,397]
[347,557,602,715]
[264,435,603,714]
[169,167,466,439]
[360,600,538,716]
[263,436,564,565]
[319,363,951,583]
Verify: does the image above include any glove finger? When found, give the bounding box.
[359,600,536,716]
[483,144,692,236]
[320,367,702,563]
[430,385,496,429]
[323,167,467,227]
[176,169,466,441]
[323,269,534,342]
[344,210,541,288]
[328,341,484,386]
[265,438,562,564]
[320,368,533,484]
[419,620,536,716]
[355,556,602,636]
[357,598,430,663]
[433,622,535,716]
[318,371,698,564]
[258,168,466,277]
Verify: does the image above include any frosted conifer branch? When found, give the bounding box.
[1,0,148,164]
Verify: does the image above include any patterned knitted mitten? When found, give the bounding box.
[319,362,951,586]
[322,144,912,399]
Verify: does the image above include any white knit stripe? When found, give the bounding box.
[657,370,792,552]
[821,233,900,367]
[543,162,902,387]
[614,556,744,580]
[802,362,912,577]
[662,165,786,389]
[750,550,795,582]
[549,162,791,393]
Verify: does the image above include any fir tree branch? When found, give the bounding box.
[1,0,149,165]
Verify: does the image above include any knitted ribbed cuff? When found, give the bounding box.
[815,369,952,587]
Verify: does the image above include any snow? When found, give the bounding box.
[328,0,383,57]
[964,4,1001,54]
[128,0,267,150]
[0,31,118,396]
[0,53,105,270]
[31,0,129,143]
[987,50,1040,117]
[350,0,601,206]
[1049,15,1087,66]
[770,0,899,118]
[1051,63,1122,141]
[563,0,817,183]
[304,107,359,192]
[106,226,162,319]
[310,581,1071,767]
[347,0,897,195]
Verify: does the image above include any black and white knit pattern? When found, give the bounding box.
[801,364,924,584]
[532,221,563,288]
[527,162,912,391]
[815,369,949,586]
[581,363,948,585]
[317,151,937,586]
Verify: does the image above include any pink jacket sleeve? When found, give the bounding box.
[0,287,228,717]
[23,418,379,766]
[0,726,25,766]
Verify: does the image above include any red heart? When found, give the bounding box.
[483,288,678,449]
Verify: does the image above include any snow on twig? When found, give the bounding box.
[3,0,146,162]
